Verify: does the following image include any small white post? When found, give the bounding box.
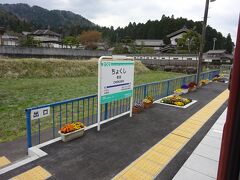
[129,58,135,117]
[97,57,103,131]
[97,56,112,131]
[130,96,133,117]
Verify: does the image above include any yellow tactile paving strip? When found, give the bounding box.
[0,156,11,168]
[114,89,229,180]
[11,166,51,180]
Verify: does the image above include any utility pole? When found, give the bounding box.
[196,0,216,85]
[213,37,217,50]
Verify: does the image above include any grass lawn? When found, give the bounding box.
[0,71,183,142]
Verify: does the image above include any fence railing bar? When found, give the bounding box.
[87,99,90,125]
[77,100,80,121]
[52,106,55,138]
[66,103,68,124]
[71,102,74,123]
[26,94,97,111]
[83,99,85,124]
[38,118,40,144]
[59,105,62,129]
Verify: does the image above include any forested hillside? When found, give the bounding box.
[0,3,95,35]
[100,15,233,52]
[0,3,233,52]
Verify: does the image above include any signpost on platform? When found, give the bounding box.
[97,56,134,131]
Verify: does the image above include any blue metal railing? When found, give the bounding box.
[25,70,220,148]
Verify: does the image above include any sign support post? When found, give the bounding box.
[97,56,134,131]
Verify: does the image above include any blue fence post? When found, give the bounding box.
[25,109,32,148]
[143,85,147,98]
[167,80,170,95]
[183,77,186,85]
[104,103,108,120]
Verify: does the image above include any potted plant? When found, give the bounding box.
[199,79,209,86]
[213,74,225,83]
[143,96,154,108]
[174,88,183,95]
[59,122,85,142]
[132,102,144,113]
[188,82,197,92]
[181,85,189,94]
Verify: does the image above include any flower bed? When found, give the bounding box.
[155,95,197,108]
[58,122,85,142]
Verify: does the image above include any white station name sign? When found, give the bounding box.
[100,61,134,104]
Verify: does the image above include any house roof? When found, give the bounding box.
[135,39,164,47]
[31,29,61,37]
[22,31,31,36]
[206,50,226,54]
[167,26,189,38]
[0,27,6,35]
[2,34,18,40]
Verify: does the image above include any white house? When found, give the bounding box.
[167,26,189,46]
[135,39,165,51]
[203,50,233,63]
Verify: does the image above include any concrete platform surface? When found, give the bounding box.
[0,83,228,180]
[173,109,227,180]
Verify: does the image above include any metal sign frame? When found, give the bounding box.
[97,56,134,131]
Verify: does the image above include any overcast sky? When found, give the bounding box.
[1,0,239,42]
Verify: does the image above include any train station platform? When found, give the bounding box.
[0,82,228,180]
[173,108,227,180]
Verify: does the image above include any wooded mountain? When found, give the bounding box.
[0,8,33,32]
[0,3,95,35]
[0,3,233,53]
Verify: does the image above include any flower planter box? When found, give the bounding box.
[132,106,144,113]
[58,128,84,142]
[189,87,197,92]
[174,91,183,96]
[143,102,153,108]
[182,88,189,94]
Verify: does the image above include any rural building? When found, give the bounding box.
[29,29,61,48]
[0,27,19,46]
[1,34,19,46]
[135,39,165,52]
[203,50,233,63]
[167,26,189,46]
[0,27,5,45]
[133,54,198,61]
